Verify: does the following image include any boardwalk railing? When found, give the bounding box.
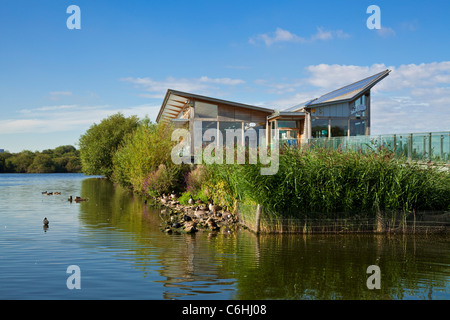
[297,131,450,163]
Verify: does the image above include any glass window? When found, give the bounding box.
[278,120,297,128]
[202,121,218,146]
[195,102,218,119]
[352,95,367,117]
[350,120,366,136]
[330,119,348,137]
[279,130,298,139]
[243,122,265,147]
[311,119,329,138]
[219,122,242,146]
[279,130,298,146]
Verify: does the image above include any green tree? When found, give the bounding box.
[112,120,186,195]
[7,150,35,173]
[78,113,139,178]
[0,154,5,173]
[27,153,55,173]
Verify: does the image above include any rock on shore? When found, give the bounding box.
[157,198,239,234]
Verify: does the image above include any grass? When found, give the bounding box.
[204,147,450,221]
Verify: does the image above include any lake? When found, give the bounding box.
[0,173,448,300]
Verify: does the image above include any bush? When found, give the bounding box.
[79,113,139,178]
[143,164,178,197]
[112,120,188,195]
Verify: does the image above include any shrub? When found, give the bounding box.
[112,119,189,196]
[79,113,139,178]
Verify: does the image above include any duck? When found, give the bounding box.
[206,217,219,230]
[74,196,87,202]
[53,192,61,195]
[170,191,177,200]
[222,205,233,219]
[41,191,48,195]
[188,195,194,205]
[68,196,73,202]
[209,202,223,214]
[196,198,204,205]
[194,206,209,218]
[43,217,49,226]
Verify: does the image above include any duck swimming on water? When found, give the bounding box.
[43,217,49,226]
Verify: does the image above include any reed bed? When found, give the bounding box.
[206,147,450,232]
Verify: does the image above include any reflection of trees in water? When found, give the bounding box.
[234,234,450,300]
[77,178,450,300]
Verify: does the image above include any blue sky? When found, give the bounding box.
[0,0,449,152]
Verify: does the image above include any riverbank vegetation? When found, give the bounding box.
[0,145,81,173]
[78,113,140,179]
[79,114,450,227]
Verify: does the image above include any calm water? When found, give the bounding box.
[0,173,448,300]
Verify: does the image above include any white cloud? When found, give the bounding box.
[377,26,396,38]
[0,103,160,135]
[49,91,73,101]
[252,61,449,133]
[305,63,389,90]
[271,62,450,134]
[249,27,305,46]
[121,75,246,98]
[249,27,350,46]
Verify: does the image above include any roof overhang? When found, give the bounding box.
[267,111,306,120]
[156,89,274,123]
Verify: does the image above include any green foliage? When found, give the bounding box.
[178,189,210,206]
[112,120,188,195]
[204,148,450,216]
[28,153,55,173]
[78,112,139,178]
[0,146,81,173]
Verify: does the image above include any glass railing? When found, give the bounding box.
[291,132,450,163]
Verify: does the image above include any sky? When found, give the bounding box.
[0,0,449,153]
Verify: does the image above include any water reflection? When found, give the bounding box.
[77,178,450,300]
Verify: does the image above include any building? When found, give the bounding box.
[156,69,390,149]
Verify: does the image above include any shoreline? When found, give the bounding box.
[151,195,449,235]
[154,196,241,234]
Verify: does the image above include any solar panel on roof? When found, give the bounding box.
[283,99,316,112]
[311,71,386,105]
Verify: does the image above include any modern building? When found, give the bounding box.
[156,69,390,149]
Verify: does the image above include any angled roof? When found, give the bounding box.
[283,69,390,111]
[283,98,317,112]
[309,69,390,107]
[157,89,274,123]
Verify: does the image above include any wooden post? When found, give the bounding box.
[408,133,413,161]
[428,132,432,160]
[255,204,261,234]
[393,134,397,154]
[375,203,385,233]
